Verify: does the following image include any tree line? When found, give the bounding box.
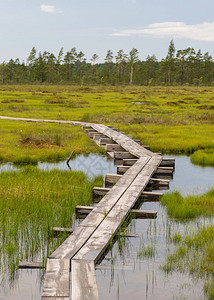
[0,41,214,86]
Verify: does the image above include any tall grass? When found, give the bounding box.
[161,189,214,220]
[191,149,214,167]
[0,167,103,281]
[161,189,214,299]
[163,225,214,300]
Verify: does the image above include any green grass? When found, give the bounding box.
[161,189,214,299]
[0,85,214,164]
[137,244,155,258]
[0,167,103,280]
[161,189,214,220]
[191,149,214,167]
[163,225,214,300]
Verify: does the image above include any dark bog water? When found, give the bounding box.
[0,155,213,300]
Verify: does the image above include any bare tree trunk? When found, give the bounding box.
[130,65,133,85]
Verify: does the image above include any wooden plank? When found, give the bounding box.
[19,261,44,269]
[114,151,137,159]
[131,209,157,219]
[123,158,138,166]
[105,144,126,152]
[87,131,98,138]
[42,297,69,300]
[76,206,157,219]
[42,258,70,298]
[93,187,111,196]
[105,173,122,186]
[74,156,162,263]
[142,191,163,201]
[71,260,99,300]
[106,151,114,159]
[92,124,153,158]
[93,134,107,140]
[99,138,116,145]
[52,227,74,234]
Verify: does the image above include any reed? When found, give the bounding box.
[0,167,103,281]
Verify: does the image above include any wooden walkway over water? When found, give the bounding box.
[0,116,175,300]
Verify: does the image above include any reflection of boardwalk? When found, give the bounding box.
[0,116,174,300]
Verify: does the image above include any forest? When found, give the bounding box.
[0,41,214,86]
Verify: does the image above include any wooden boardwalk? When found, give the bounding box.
[0,116,174,300]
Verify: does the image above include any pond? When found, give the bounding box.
[0,154,213,300]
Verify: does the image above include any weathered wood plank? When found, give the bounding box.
[105,144,126,152]
[99,138,116,145]
[114,151,137,159]
[42,297,69,300]
[73,156,162,263]
[76,206,157,219]
[52,227,74,234]
[71,260,99,300]
[42,258,70,298]
[131,209,157,219]
[105,173,122,186]
[123,158,138,166]
[19,261,44,269]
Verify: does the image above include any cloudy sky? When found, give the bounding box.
[1,0,214,63]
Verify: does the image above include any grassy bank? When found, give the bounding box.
[191,149,214,167]
[161,189,214,299]
[0,167,102,281]
[0,85,214,164]
[161,189,214,220]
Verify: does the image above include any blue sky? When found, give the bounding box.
[1,0,214,63]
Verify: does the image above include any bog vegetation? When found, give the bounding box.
[0,167,102,280]
[161,190,214,299]
[0,85,213,166]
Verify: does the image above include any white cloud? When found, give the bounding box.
[40,4,56,13]
[111,22,214,42]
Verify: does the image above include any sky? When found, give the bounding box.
[1,0,214,63]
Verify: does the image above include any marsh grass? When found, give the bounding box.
[163,225,214,300]
[191,149,214,167]
[137,244,155,258]
[161,189,214,299]
[0,167,103,281]
[161,190,214,220]
[0,85,214,163]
